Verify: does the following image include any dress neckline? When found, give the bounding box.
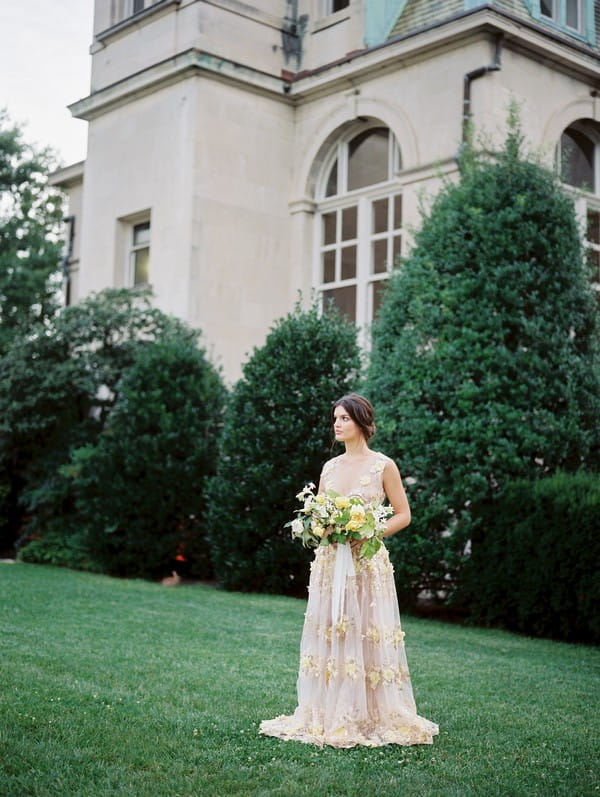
[326,451,387,500]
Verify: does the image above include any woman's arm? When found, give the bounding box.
[382,459,411,538]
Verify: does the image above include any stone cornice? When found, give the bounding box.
[69,49,287,120]
[70,6,600,122]
[288,7,600,100]
[48,161,85,188]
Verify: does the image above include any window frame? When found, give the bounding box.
[557,121,600,194]
[128,218,151,287]
[314,126,403,344]
[536,0,587,36]
[104,0,177,36]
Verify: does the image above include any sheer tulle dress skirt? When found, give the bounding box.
[259,544,439,748]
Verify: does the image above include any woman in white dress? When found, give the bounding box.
[260,393,439,748]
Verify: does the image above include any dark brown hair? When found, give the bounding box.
[332,393,376,441]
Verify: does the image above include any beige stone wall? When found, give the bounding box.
[91,0,292,93]
[77,72,295,381]
[64,2,600,381]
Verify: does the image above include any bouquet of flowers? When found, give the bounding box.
[287,483,392,560]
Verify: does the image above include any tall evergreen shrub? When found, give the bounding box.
[366,120,600,606]
[64,337,226,578]
[0,287,196,553]
[206,302,360,594]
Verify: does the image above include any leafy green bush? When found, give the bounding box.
[0,287,194,552]
[61,336,226,578]
[17,530,101,572]
[366,118,600,607]
[459,472,600,643]
[206,302,360,594]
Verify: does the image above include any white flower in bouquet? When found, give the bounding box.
[285,483,392,559]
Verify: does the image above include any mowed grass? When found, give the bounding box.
[0,563,598,797]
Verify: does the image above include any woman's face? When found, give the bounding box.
[333,404,361,443]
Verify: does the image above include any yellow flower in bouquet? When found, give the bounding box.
[286,483,392,559]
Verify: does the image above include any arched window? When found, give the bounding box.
[558,121,600,192]
[316,125,402,335]
[557,120,600,296]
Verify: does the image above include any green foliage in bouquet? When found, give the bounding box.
[460,472,600,643]
[205,301,360,594]
[1,287,196,555]
[366,114,600,608]
[288,485,391,560]
[64,336,226,578]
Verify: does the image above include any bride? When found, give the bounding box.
[260,393,439,748]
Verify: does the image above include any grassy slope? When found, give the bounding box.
[0,563,598,797]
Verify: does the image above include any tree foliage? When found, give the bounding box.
[64,336,226,578]
[206,301,360,594]
[366,120,600,606]
[0,110,63,354]
[0,287,195,552]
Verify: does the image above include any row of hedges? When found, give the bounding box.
[14,295,360,588]
[459,472,600,643]
[7,118,600,643]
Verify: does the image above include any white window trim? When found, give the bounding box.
[314,127,403,347]
[540,0,584,34]
[129,220,151,287]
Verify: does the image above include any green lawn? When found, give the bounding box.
[1,563,598,797]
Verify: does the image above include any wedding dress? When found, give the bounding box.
[260,452,439,748]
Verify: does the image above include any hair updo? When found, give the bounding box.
[332,393,376,441]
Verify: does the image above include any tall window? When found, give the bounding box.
[316,126,402,334]
[558,120,600,299]
[586,208,600,293]
[130,221,150,286]
[559,124,598,191]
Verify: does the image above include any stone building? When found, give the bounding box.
[51,0,600,380]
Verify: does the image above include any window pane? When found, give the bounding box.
[322,250,336,283]
[332,0,350,10]
[325,159,338,197]
[540,0,553,17]
[393,194,403,229]
[133,247,149,285]
[133,221,150,246]
[347,128,389,191]
[566,0,579,28]
[322,212,337,245]
[392,235,402,268]
[372,239,388,274]
[588,247,600,280]
[341,205,357,240]
[561,129,595,190]
[587,210,600,244]
[133,0,145,13]
[341,245,356,280]
[371,280,388,320]
[372,198,388,234]
[323,285,356,323]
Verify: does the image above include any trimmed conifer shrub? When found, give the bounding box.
[460,472,600,643]
[365,117,600,607]
[205,302,360,594]
[63,336,226,578]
